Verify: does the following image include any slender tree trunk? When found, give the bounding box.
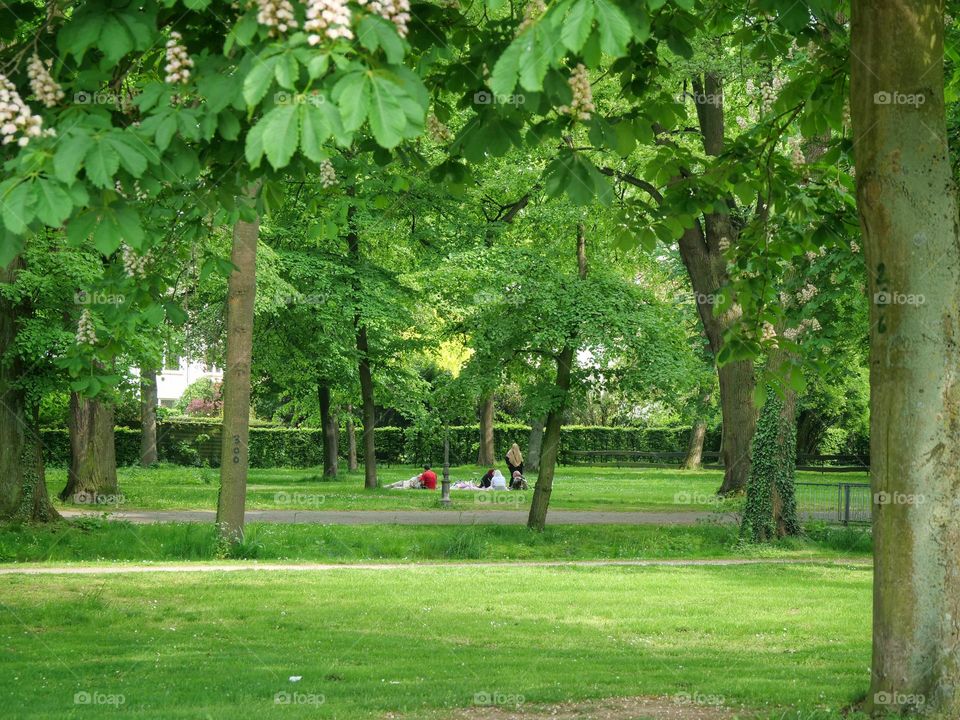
[0,257,58,523]
[346,201,378,489]
[851,3,960,715]
[60,392,118,502]
[216,202,260,544]
[139,368,158,466]
[477,395,495,466]
[528,224,587,531]
[527,418,545,473]
[318,382,338,478]
[682,419,707,470]
[346,404,358,471]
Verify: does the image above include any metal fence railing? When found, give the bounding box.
[795,481,872,523]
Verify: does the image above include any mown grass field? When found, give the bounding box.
[45,464,870,513]
[0,520,873,564]
[0,563,873,719]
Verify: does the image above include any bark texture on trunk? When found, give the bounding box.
[527,418,545,473]
[347,202,378,489]
[346,404,358,472]
[477,395,495,466]
[678,73,758,495]
[682,419,707,470]
[216,205,260,544]
[851,2,960,715]
[528,224,587,531]
[60,392,118,502]
[0,258,59,523]
[139,368,158,466]
[319,383,338,478]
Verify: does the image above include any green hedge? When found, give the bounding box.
[40,421,721,468]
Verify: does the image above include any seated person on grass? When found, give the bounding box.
[384,466,437,490]
[510,470,528,490]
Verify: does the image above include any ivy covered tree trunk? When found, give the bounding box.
[477,395,495,466]
[682,419,707,470]
[528,224,586,531]
[60,392,118,502]
[740,381,799,542]
[346,404,358,472]
[139,368,158,466]
[850,1,960,714]
[319,382,338,478]
[216,206,259,544]
[527,418,545,473]
[0,258,59,523]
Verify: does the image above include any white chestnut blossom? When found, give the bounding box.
[164,32,193,85]
[305,0,354,43]
[558,64,594,121]
[27,54,64,108]
[0,74,43,147]
[122,244,150,280]
[517,0,545,33]
[358,0,410,38]
[255,0,298,36]
[796,283,818,305]
[426,113,452,143]
[319,160,337,188]
[76,309,97,345]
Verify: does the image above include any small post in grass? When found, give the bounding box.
[441,423,451,506]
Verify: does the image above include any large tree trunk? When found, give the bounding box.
[139,368,158,466]
[216,204,260,544]
[528,224,586,531]
[60,392,118,503]
[346,404,358,472]
[677,73,758,495]
[682,419,707,470]
[319,382,338,478]
[527,418,545,473]
[347,202,378,489]
[477,395,495,466]
[0,258,59,523]
[850,2,960,715]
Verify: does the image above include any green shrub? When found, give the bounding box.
[40,422,721,468]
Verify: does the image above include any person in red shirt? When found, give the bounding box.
[419,465,438,490]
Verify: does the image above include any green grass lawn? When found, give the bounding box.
[45,464,870,513]
[0,520,873,564]
[0,563,873,719]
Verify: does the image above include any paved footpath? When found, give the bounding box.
[59,509,720,525]
[0,558,872,575]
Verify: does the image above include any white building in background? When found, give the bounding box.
[154,360,223,408]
